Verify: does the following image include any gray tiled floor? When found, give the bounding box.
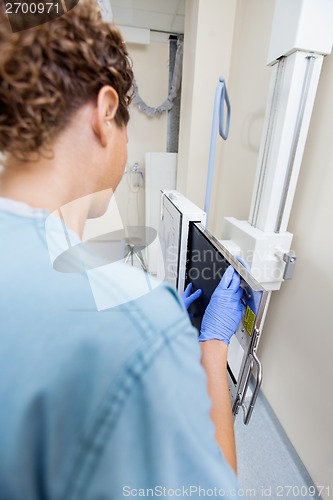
[234,390,321,499]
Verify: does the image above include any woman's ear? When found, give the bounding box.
[92,86,119,147]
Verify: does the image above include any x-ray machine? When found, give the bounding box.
[158,0,333,424]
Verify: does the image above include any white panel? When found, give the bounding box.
[96,0,113,22]
[145,153,177,274]
[228,335,245,384]
[158,197,181,286]
[170,15,185,34]
[143,0,180,14]
[111,0,180,14]
[268,0,333,63]
[177,0,185,15]
[119,25,150,44]
[112,6,135,25]
[249,52,323,233]
[128,10,174,31]
[158,191,206,291]
[112,1,185,33]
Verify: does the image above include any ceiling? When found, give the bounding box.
[110,0,185,35]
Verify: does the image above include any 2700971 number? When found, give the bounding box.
[5,2,59,14]
[276,485,330,497]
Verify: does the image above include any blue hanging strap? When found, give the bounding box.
[204,77,231,226]
[219,78,230,140]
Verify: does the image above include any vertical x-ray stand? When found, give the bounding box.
[158,0,333,424]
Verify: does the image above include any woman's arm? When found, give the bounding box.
[198,266,243,473]
[201,340,237,473]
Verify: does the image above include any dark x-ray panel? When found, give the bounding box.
[185,222,270,423]
[186,225,229,332]
[185,223,264,337]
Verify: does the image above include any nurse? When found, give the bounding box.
[0,1,242,498]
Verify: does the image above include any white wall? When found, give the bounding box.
[210,0,273,235]
[117,39,169,227]
[179,0,333,496]
[177,0,237,210]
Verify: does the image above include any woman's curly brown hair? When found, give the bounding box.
[0,0,134,160]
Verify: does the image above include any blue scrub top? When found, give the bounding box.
[0,198,239,499]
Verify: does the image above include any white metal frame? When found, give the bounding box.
[220,0,333,291]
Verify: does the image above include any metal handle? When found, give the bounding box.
[237,328,263,425]
[241,350,263,425]
[283,251,297,280]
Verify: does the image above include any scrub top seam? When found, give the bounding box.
[62,314,192,500]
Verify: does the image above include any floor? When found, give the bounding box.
[234,389,322,499]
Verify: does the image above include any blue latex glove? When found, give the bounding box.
[182,282,202,310]
[199,265,243,345]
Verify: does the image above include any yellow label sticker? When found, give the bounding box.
[244,306,256,336]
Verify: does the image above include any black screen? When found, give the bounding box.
[186,223,263,338]
[185,223,230,332]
